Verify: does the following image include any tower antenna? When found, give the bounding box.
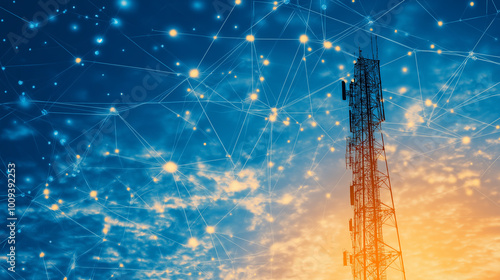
[341,50,406,280]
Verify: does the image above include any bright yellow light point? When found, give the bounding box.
[324,41,332,49]
[399,87,407,94]
[263,59,270,66]
[259,76,265,82]
[330,147,335,152]
[496,125,500,129]
[408,51,412,56]
[213,36,217,40]
[394,29,398,33]
[268,161,275,168]
[51,204,59,211]
[311,121,317,127]
[43,189,49,195]
[402,67,408,73]
[299,34,309,43]
[235,0,241,4]
[169,29,178,37]
[119,263,124,268]
[90,190,97,198]
[200,94,204,98]
[450,109,455,113]
[188,237,199,249]
[437,49,442,54]
[189,69,199,78]
[425,99,433,107]
[335,46,341,51]
[163,161,178,173]
[283,120,290,126]
[114,149,119,153]
[430,44,435,49]
[269,114,277,122]
[250,93,258,100]
[438,21,443,26]
[39,252,45,258]
[462,136,471,144]
[246,34,255,42]
[470,1,474,6]
[206,226,215,234]
[110,107,116,113]
[326,193,331,198]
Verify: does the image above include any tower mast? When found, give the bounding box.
[341,48,406,280]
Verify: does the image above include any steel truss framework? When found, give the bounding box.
[342,51,406,280]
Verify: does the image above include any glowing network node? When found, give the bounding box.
[263,59,270,66]
[169,29,178,37]
[163,161,178,173]
[189,69,199,78]
[96,37,103,44]
[250,93,258,100]
[39,252,45,258]
[246,34,255,42]
[462,136,471,144]
[235,0,241,5]
[323,41,332,49]
[402,67,408,73]
[438,21,443,26]
[425,99,433,107]
[206,226,215,234]
[51,204,59,210]
[299,34,308,43]
[90,190,97,198]
[335,45,341,51]
[120,0,128,7]
[470,1,474,6]
[188,237,199,249]
[75,57,82,63]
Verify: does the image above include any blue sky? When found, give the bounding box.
[1,0,500,279]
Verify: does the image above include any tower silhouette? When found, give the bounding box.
[341,47,406,280]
